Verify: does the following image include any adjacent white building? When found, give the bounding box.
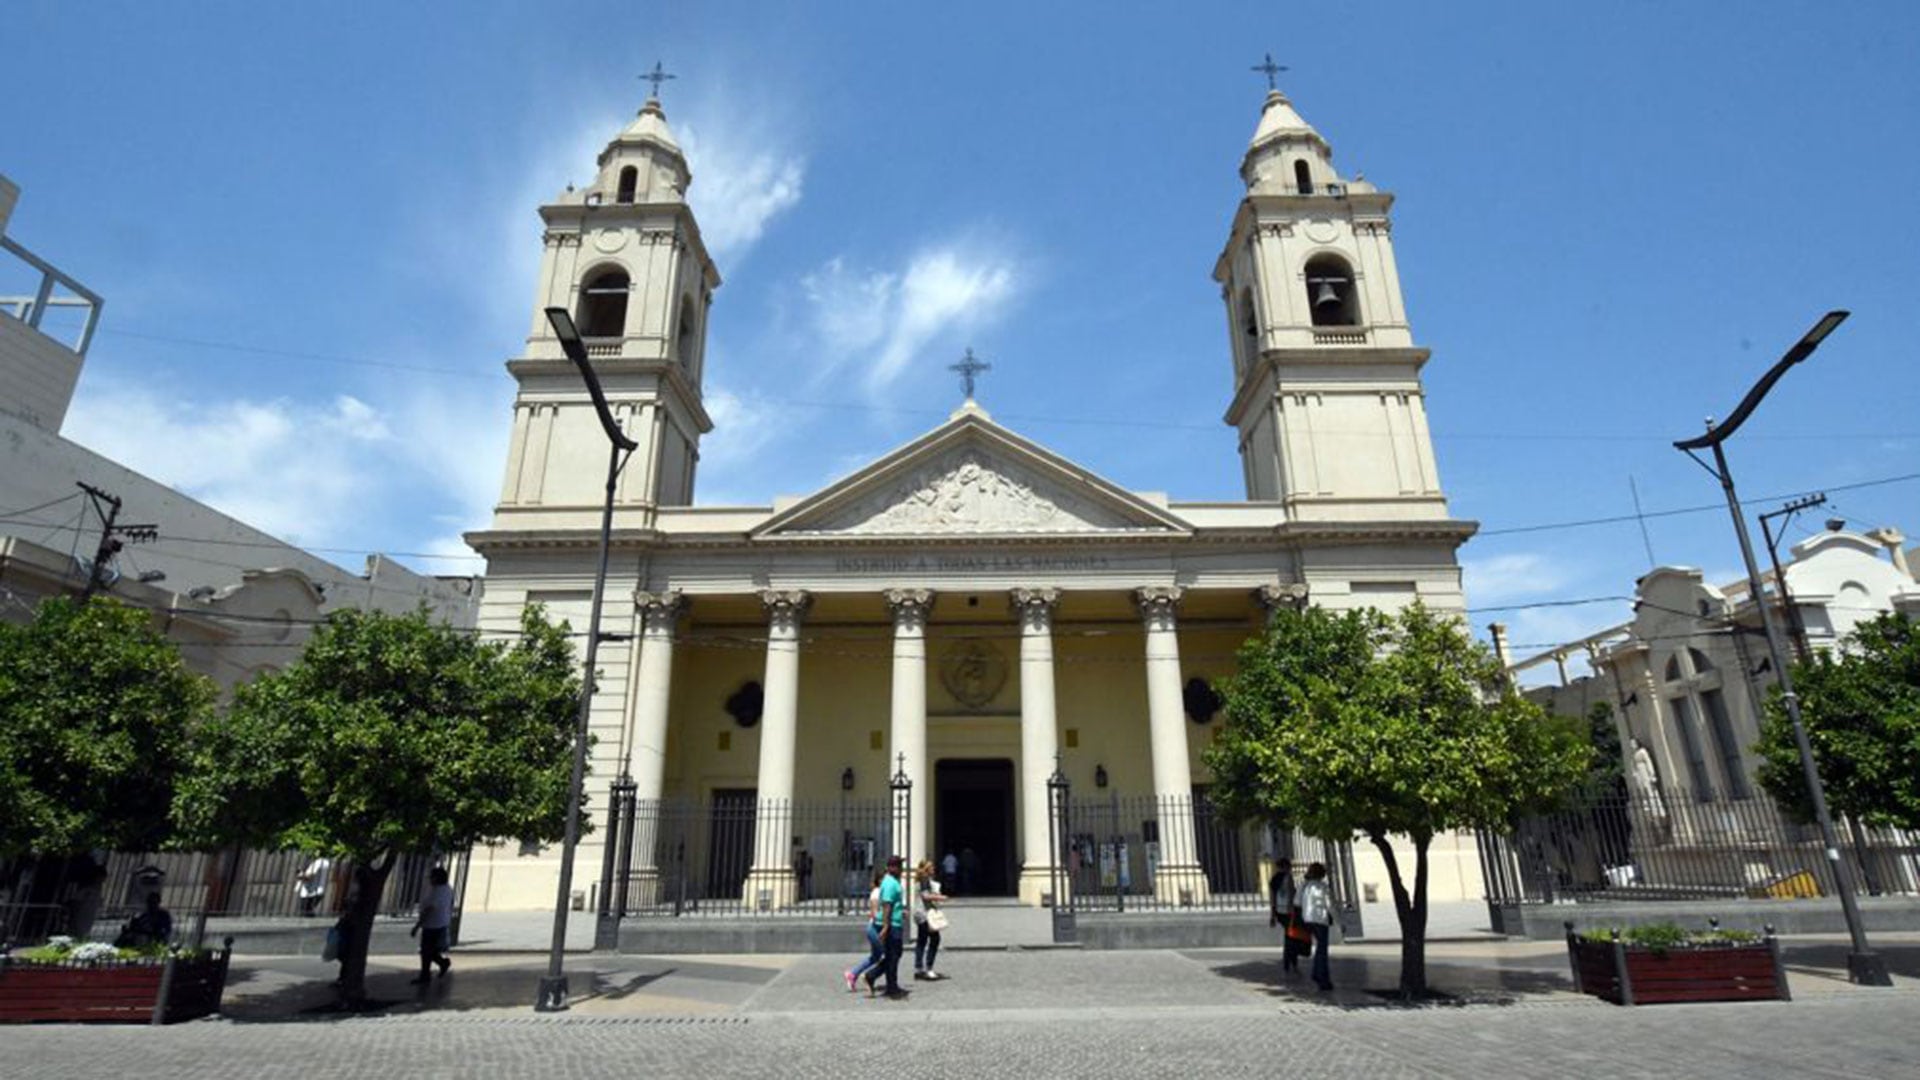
[0,174,481,692]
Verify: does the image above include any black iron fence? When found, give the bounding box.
[600,790,912,923]
[1050,791,1364,933]
[2,848,466,947]
[1480,789,1920,921]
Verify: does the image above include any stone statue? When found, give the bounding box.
[1630,738,1667,816]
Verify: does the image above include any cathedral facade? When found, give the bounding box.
[463,88,1477,913]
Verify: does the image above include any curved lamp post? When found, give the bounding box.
[1673,310,1889,987]
[536,306,640,1012]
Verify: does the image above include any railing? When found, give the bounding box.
[2,848,466,946]
[1481,788,1920,910]
[1054,792,1363,930]
[0,235,103,355]
[1310,327,1368,345]
[603,794,910,921]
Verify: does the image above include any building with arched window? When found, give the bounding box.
[465,88,1479,919]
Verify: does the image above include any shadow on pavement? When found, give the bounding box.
[1196,951,1576,1008]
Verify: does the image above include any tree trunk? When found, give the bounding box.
[1370,832,1432,999]
[335,854,394,1007]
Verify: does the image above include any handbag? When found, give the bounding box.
[1285,910,1310,944]
[925,907,950,932]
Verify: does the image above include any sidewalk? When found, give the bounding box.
[211,933,1920,1021]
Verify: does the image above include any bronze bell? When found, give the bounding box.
[1312,281,1342,308]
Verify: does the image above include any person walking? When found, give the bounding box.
[1268,857,1302,975]
[845,869,885,994]
[912,859,948,981]
[866,855,909,999]
[295,855,331,917]
[1299,861,1334,992]
[408,867,455,985]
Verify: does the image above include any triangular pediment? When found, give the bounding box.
[754,410,1191,540]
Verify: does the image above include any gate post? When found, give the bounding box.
[1047,756,1076,942]
[594,772,636,951]
[890,755,913,949]
[1332,839,1364,940]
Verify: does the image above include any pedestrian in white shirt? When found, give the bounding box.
[409,867,455,985]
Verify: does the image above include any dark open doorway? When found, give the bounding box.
[706,788,756,899]
[934,759,1015,897]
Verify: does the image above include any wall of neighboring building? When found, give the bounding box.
[0,311,81,431]
[1514,527,1920,804]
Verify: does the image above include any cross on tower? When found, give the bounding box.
[640,60,677,100]
[1251,52,1287,91]
[948,347,992,400]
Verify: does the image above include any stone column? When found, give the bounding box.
[1011,587,1062,905]
[1253,583,1309,624]
[626,590,683,904]
[1136,586,1207,904]
[745,589,809,909]
[885,589,934,874]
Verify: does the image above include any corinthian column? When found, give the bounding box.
[745,589,809,908]
[1011,587,1062,905]
[625,590,683,904]
[629,590,685,803]
[885,588,934,874]
[1136,585,1207,904]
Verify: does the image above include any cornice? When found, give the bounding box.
[1222,346,1432,426]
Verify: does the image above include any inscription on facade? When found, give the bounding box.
[833,553,1113,574]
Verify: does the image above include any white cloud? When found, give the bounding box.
[1461,551,1570,608]
[800,242,1019,394]
[680,126,804,262]
[63,380,397,549]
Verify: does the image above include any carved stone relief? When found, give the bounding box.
[797,449,1143,535]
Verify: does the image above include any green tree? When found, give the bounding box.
[1756,612,1920,829]
[1205,603,1590,997]
[0,596,214,859]
[172,605,580,1002]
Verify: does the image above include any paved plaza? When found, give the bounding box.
[7,936,1920,1078]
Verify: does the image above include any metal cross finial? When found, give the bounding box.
[640,61,677,101]
[1251,53,1287,91]
[948,347,992,400]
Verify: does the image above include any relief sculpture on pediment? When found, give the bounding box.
[821,451,1122,534]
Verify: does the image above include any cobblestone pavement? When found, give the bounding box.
[7,942,1918,1078]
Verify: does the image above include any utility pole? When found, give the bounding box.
[76,483,157,601]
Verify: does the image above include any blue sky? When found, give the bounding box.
[4,2,1916,673]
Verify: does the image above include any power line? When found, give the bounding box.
[93,325,1920,443]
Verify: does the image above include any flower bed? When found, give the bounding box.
[1564,921,1789,1006]
[0,937,234,1024]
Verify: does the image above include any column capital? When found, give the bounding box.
[633,589,685,631]
[1253,583,1308,616]
[1009,586,1061,631]
[760,589,811,634]
[1133,585,1183,632]
[883,587,935,630]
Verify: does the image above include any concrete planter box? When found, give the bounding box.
[0,943,233,1024]
[1564,925,1788,1006]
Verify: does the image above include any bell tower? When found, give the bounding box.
[1214,87,1449,522]
[494,95,720,518]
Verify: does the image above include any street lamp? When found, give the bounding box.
[1673,310,1889,987]
[535,306,641,1012]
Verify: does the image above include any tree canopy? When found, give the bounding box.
[1756,612,1920,829]
[172,604,581,861]
[0,596,215,858]
[1205,602,1589,996]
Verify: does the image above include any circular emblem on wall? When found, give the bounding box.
[593,228,628,254]
[1302,219,1339,244]
[940,640,1008,709]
